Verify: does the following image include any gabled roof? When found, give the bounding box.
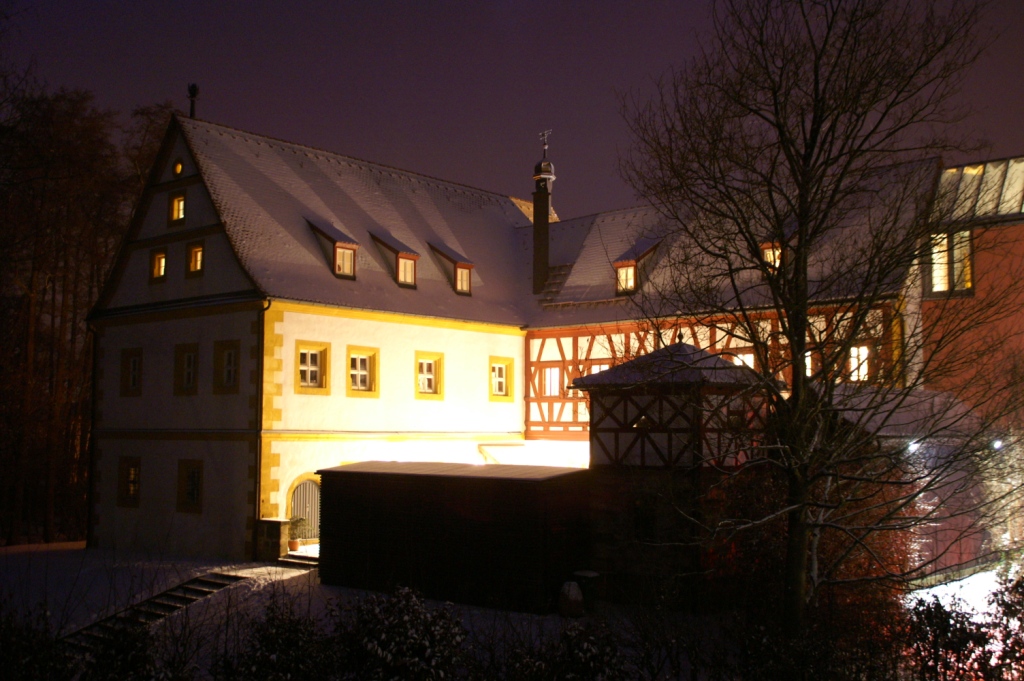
[177,117,538,325]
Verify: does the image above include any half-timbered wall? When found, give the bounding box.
[525,304,899,440]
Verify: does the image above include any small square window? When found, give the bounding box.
[169,193,186,224]
[615,264,636,294]
[489,356,514,402]
[455,266,471,294]
[294,341,330,395]
[398,256,416,286]
[415,351,443,400]
[335,245,356,278]
[174,343,199,396]
[117,456,141,508]
[346,345,380,398]
[186,242,204,276]
[150,249,167,282]
[176,459,203,514]
[214,340,241,394]
[120,348,143,397]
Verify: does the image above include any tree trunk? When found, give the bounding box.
[783,476,809,636]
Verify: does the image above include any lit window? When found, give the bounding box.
[733,352,754,369]
[398,256,416,286]
[169,193,186,223]
[117,456,141,508]
[456,266,471,294]
[121,348,143,396]
[416,352,444,399]
[300,350,322,387]
[174,343,199,396]
[176,459,203,514]
[850,346,870,382]
[293,341,330,395]
[173,159,183,176]
[151,250,166,281]
[543,366,562,397]
[188,243,204,274]
[805,350,814,378]
[346,346,379,398]
[489,356,514,401]
[615,264,636,294]
[214,340,241,394]
[335,246,356,278]
[761,244,782,269]
[929,231,971,293]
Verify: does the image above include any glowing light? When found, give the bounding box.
[993,439,1004,450]
[908,441,921,453]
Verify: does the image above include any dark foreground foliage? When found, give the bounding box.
[2,575,1022,680]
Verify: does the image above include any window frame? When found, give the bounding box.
[168,192,186,226]
[174,343,199,396]
[455,265,472,295]
[150,248,167,283]
[334,244,357,279]
[849,345,871,382]
[760,242,783,270]
[186,240,204,278]
[397,256,417,288]
[117,456,141,508]
[542,365,562,397]
[614,261,637,294]
[926,229,973,296]
[176,459,203,514]
[415,351,444,400]
[294,340,330,395]
[213,340,241,395]
[489,356,515,402]
[346,345,380,398]
[120,348,143,397]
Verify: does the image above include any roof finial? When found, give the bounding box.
[187,83,199,118]
[539,129,552,159]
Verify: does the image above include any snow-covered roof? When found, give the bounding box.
[572,341,763,390]
[178,117,539,326]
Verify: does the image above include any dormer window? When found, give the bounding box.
[334,245,356,279]
[398,256,416,287]
[761,243,782,269]
[615,262,637,294]
[455,266,471,294]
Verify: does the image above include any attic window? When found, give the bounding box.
[455,266,471,294]
[398,256,416,287]
[169,193,186,225]
[186,241,204,277]
[173,159,184,176]
[615,262,637,294]
[334,245,356,279]
[761,243,782,269]
[150,249,167,282]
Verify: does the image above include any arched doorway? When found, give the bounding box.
[290,479,320,540]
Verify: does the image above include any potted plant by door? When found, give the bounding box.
[288,517,307,552]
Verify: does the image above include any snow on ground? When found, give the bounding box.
[907,568,1010,617]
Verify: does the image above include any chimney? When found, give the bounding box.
[532,132,555,294]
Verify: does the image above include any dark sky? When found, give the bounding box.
[7,0,1024,219]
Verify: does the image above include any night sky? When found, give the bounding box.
[8,0,1024,219]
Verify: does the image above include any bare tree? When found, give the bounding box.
[622,0,1024,634]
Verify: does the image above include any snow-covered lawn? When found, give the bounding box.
[908,568,1012,617]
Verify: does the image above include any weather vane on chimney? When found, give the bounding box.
[539,129,552,158]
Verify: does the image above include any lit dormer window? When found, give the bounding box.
[615,263,637,294]
[334,245,356,279]
[398,256,416,287]
[455,265,471,294]
[761,243,782,269]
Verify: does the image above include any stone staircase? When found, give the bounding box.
[62,571,248,652]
